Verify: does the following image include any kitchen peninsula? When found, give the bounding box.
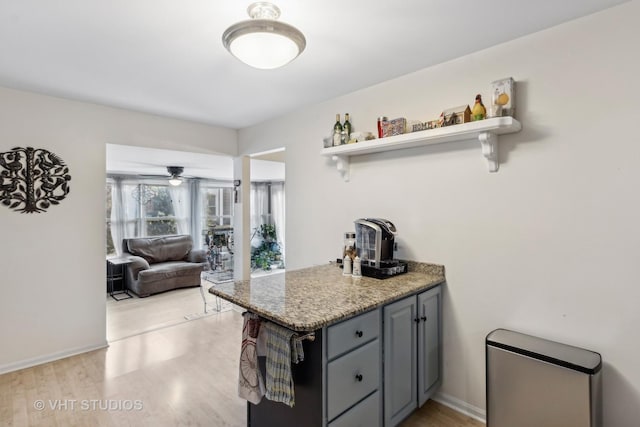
[209,261,445,427]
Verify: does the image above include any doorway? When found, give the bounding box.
[105,143,236,341]
[250,148,286,277]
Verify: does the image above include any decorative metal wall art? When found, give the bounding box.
[0,147,71,213]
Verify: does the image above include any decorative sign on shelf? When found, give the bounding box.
[0,146,71,213]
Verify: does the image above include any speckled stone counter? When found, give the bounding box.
[208,261,445,331]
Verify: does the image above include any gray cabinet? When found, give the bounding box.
[383,295,417,426]
[417,287,441,406]
[326,309,382,426]
[383,285,441,427]
[249,292,439,427]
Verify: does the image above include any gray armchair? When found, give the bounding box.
[121,234,206,297]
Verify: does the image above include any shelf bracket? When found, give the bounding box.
[478,132,499,172]
[331,155,350,182]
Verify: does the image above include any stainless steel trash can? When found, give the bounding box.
[486,329,602,427]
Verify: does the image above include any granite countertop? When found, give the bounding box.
[207,261,445,332]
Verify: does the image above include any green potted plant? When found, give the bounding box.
[251,224,282,271]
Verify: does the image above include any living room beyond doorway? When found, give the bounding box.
[105,144,286,340]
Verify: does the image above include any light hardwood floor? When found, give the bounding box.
[106,285,227,341]
[1,289,483,427]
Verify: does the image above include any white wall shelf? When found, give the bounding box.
[321,116,522,181]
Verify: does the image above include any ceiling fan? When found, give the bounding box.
[127,166,186,203]
[166,166,184,186]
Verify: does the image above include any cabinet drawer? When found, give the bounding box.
[328,390,380,427]
[327,339,380,421]
[327,309,380,359]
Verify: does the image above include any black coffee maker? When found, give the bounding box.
[354,218,407,278]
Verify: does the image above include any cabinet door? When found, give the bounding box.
[383,296,417,427]
[417,285,441,407]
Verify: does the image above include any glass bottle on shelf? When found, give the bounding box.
[343,113,352,142]
[333,114,343,146]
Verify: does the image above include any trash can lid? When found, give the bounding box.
[486,329,602,375]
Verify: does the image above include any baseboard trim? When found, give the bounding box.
[433,391,487,424]
[0,341,109,375]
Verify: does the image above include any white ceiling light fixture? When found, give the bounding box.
[167,166,184,186]
[222,2,306,70]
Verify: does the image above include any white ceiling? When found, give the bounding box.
[0,0,629,130]
[106,144,285,181]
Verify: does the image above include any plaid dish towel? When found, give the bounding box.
[257,325,305,362]
[292,335,304,364]
[263,322,303,407]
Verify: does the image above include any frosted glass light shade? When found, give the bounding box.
[228,30,300,69]
[168,177,182,186]
[222,3,306,70]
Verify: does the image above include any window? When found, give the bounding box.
[141,185,178,236]
[106,180,115,256]
[107,176,233,255]
[201,186,233,230]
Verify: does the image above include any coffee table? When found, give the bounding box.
[200,270,234,313]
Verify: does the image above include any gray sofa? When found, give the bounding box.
[122,235,206,297]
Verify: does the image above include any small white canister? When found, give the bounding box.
[352,256,362,277]
[343,255,352,275]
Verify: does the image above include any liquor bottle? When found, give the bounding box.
[333,114,343,146]
[343,113,352,142]
[377,116,388,138]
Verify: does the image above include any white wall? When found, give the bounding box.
[0,87,237,372]
[238,1,640,425]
